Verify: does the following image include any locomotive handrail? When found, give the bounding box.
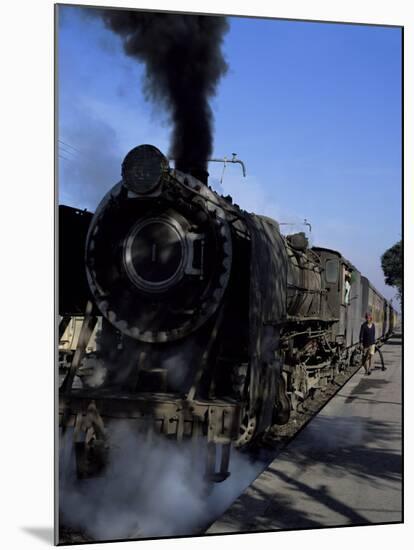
[287,284,327,294]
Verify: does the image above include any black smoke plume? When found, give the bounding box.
[98,9,229,174]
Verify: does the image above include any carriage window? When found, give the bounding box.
[325,259,339,283]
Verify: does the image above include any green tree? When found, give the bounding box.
[381,240,402,303]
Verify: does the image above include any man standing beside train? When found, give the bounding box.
[359,312,376,375]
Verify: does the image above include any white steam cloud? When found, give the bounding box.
[59,420,262,541]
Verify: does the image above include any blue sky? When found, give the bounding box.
[58,5,402,304]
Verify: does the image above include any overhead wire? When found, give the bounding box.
[58,154,72,162]
[57,139,82,164]
[58,139,79,152]
[59,144,77,157]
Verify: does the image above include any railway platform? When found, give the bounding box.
[206,333,402,534]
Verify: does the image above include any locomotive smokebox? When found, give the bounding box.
[85,144,232,343]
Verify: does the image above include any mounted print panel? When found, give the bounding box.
[56,3,403,545]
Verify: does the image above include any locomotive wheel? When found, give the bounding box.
[234,412,257,449]
[272,375,291,425]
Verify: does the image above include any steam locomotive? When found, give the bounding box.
[59,144,398,482]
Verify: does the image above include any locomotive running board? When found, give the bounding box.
[59,392,242,482]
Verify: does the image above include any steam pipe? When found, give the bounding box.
[279,219,312,233]
[208,154,247,177]
[304,218,312,233]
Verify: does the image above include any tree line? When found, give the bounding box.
[381,240,402,306]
